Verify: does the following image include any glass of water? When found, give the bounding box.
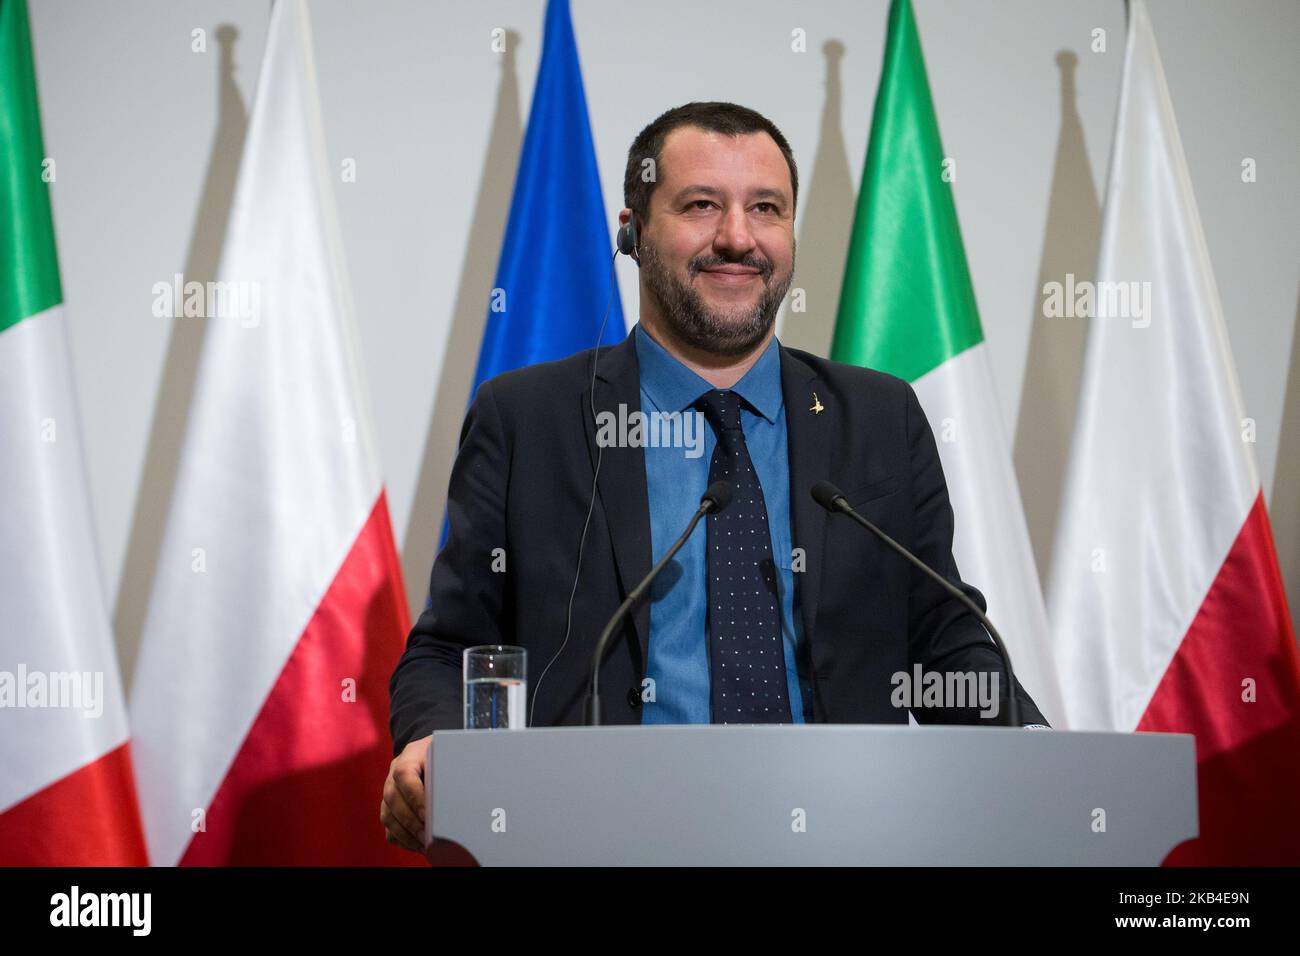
[463,645,527,729]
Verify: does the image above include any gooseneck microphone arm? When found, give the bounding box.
[811,481,1021,728]
[586,481,733,726]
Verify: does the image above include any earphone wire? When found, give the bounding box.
[528,246,622,728]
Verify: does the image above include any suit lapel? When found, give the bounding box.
[580,335,653,666]
[781,346,832,648]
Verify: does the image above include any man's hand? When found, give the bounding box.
[381,735,432,853]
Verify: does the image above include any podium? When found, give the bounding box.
[425,725,1196,865]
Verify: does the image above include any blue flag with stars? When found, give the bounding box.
[438,0,624,557]
[471,0,625,391]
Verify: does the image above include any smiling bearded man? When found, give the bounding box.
[382,101,1048,856]
[636,199,794,359]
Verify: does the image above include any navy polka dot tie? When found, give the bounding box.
[695,389,791,724]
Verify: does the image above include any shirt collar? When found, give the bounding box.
[633,323,783,423]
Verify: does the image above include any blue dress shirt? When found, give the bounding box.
[634,323,813,723]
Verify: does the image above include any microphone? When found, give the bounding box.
[585,481,733,725]
[810,480,1021,727]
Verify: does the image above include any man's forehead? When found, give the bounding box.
[658,126,791,196]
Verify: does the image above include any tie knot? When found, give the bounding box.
[695,389,744,434]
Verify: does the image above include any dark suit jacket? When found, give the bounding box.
[389,334,1048,752]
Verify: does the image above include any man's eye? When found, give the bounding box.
[689,199,714,210]
[754,202,778,213]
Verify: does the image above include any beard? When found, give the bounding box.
[638,234,795,359]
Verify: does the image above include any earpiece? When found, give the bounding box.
[616,209,639,259]
[532,207,641,725]
[530,236,622,727]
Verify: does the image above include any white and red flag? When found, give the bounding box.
[129,0,417,865]
[1048,0,1300,864]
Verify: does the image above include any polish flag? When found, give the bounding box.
[128,0,418,866]
[0,0,147,865]
[1047,0,1300,865]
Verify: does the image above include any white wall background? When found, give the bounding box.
[25,0,1299,690]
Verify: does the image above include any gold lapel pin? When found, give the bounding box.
[810,391,825,414]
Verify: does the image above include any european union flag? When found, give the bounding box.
[471,0,625,393]
[437,0,624,555]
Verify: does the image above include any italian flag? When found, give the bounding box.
[1047,0,1300,864]
[0,0,148,864]
[831,0,1064,725]
[127,0,418,865]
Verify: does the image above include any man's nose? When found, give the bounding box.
[713,204,756,258]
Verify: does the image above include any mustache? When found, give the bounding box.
[687,253,774,281]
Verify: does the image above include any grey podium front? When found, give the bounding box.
[424,725,1196,865]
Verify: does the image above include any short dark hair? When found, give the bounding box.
[623,102,798,225]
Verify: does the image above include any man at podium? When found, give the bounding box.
[382,102,1048,853]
